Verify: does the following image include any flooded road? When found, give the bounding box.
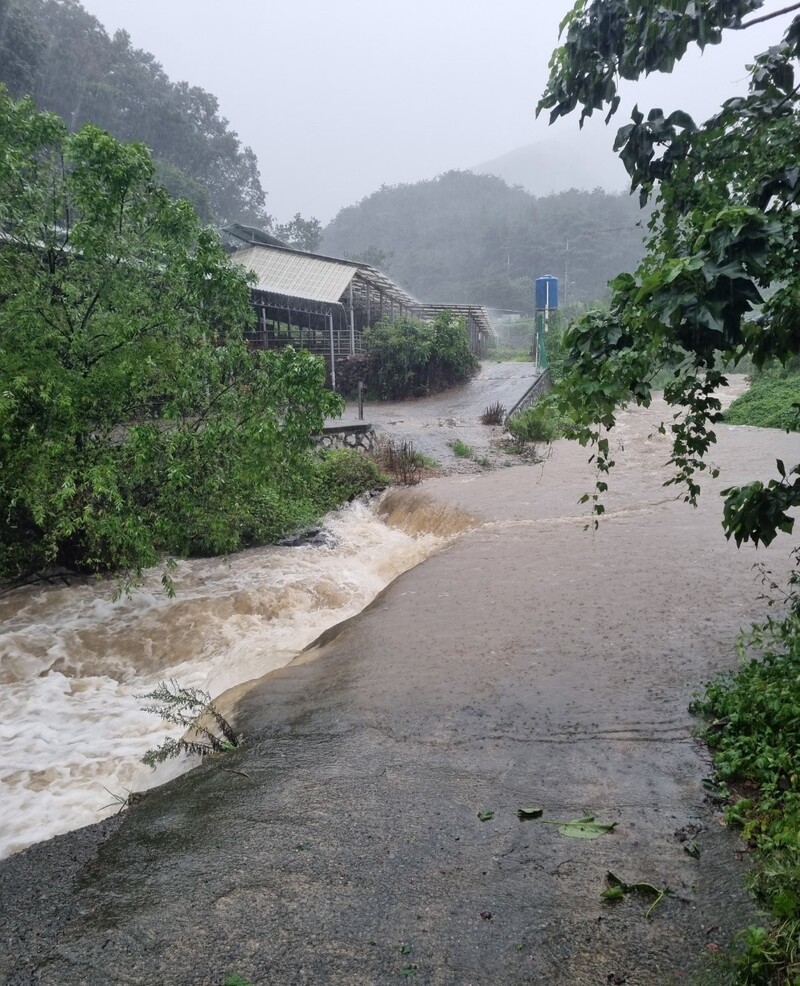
[0,360,534,861]
[2,381,800,984]
[0,502,469,860]
[339,359,544,470]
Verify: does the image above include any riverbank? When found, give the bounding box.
[2,396,799,984]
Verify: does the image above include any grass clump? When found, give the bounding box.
[724,365,800,432]
[450,439,473,458]
[481,402,507,425]
[692,605,800,984]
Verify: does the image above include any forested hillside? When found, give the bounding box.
[322,171,648,312]
[0,0,267,225]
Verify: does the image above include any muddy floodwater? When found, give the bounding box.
[3,378,800,984]
[0,500,475,860]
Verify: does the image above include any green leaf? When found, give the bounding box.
[516,807,544,819]
[477,810,495,822]
[557,815,618,839]
[601,871,672,918]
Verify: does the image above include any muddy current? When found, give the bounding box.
[0,493,475,860]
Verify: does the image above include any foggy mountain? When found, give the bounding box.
[471,130,630,199]
[322,171,648,314]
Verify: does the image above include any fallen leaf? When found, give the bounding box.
[601,871,672,919]
[516,807,544,819]
[557,815,617,839]
[477,810,494,822]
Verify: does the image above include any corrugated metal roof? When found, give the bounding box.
[231,245,357,304]
[418,304,497,338]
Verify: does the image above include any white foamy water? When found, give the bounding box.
[0,499,452,859]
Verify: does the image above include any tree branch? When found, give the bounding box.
[740,2,800,29]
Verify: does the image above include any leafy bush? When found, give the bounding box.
[364,311,478,400]
[450,439,472,458]
[694,610,800,984]
[724,366,800,431]
[506,398,565,443]
[542,323,570,384]
[313,449,387,509]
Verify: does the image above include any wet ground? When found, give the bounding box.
[2,381,799,984]
[333,360,544,471]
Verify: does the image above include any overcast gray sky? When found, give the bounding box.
[78,0,786,224]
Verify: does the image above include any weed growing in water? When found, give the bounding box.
[375,437,433,485]
[137,679,240,767]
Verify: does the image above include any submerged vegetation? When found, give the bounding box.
[506,400,566,445]
[138,680,240,767]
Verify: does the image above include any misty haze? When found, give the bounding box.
[2,2,800,984]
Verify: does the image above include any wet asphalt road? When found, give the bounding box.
[2,387,799,984]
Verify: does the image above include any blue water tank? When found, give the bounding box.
[535,275,559,311]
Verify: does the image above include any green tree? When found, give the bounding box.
[539,0,800,546]
[273,212,323,252]
[4,0,269,226]
[363,311,477,399]
[0,0,42,95]
[0,90,341,585]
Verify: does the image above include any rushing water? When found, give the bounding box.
[0,493,474,860]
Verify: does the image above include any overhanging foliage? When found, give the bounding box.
[539,0,800,547]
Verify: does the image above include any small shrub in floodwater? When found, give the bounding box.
[375,437,429,485]
[315,448,387,509]
[137,679,239,767]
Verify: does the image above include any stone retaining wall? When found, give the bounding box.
[316,422,376,453]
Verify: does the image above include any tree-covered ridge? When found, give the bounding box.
[0,0,268,226]
[322,170,649,312]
